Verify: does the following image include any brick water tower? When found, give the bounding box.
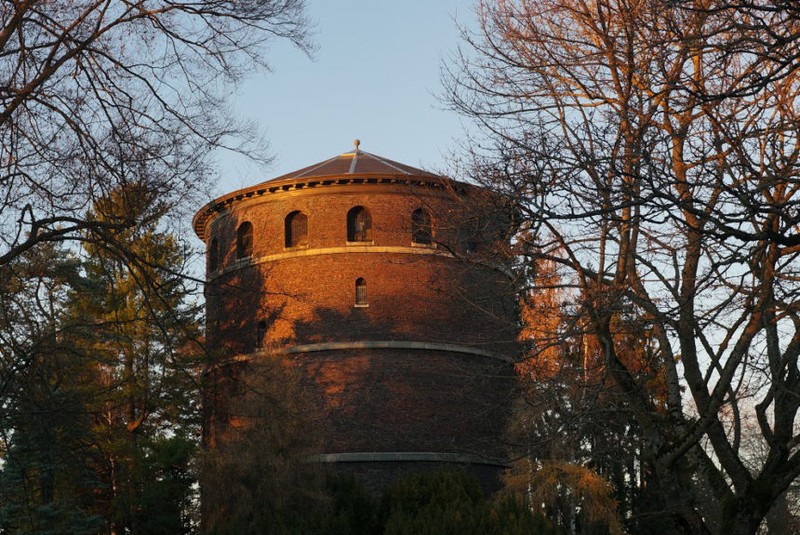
[194,141,519,489]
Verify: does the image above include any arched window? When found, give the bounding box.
[347,206,372,242]
[208,237,219,272]
[236,221,253,259]
[284,211,308,248]
[256,320,267,349]
[411,208,432,245]
[355,278,368,306]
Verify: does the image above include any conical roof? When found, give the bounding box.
[266,139,439,182]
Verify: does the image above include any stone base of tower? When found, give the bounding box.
[315,453,509,496]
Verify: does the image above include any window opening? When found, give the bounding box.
[284,211,308,248]
[355,278,368,306]
[256,320,267,349]
[411,208,432,245]
[236,221,253,259]
[209,237,219,272]
[347,206,372,242]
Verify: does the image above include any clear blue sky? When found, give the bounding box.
[215,0,477,194]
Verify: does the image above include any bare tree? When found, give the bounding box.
[0,2,310,530]
[0,0,310,443]
[0,0,310,267]
[200,357,325,534]
[446,1,800,533]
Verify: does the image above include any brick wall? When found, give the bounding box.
[200,177,519,491]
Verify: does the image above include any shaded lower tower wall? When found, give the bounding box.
[305,346,517,493]
[301,347,514,459]
[203,346,517,493]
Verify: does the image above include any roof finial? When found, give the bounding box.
[353,138,361,152]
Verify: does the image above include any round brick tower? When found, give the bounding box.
[194,141,518,490]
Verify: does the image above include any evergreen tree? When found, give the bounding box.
[75,182,202,534]
[380,470,561,535]
[0,184,202,533]
[0,244,105,533]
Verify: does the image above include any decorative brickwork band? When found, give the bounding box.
[209,244,442,280]
[268,340,514,363]
[312,452,510,468]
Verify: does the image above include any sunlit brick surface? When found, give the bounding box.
[197,149,518,491]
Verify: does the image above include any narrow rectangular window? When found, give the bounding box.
[412,208,432,244]
[237,222,253,259]
[355,278,367,306]
[256,320,267,349]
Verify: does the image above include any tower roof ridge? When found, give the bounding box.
[266,144,439,183]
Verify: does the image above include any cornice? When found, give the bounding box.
[192,173,475,241]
